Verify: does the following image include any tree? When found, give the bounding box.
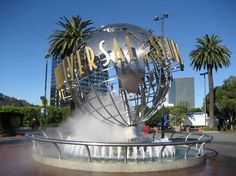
[48,15,93,60]
[47,15,94,110]
[189,34,231,128]
[169,106,188,128]
[145,106,170,127]
[215,76,236,130]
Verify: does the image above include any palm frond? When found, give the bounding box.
[189,34,231,72]
[47,15,94,60]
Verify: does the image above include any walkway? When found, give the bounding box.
[205,131,236,158]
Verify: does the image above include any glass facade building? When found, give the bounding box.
[168,78,195,109]
[50,57,61,107]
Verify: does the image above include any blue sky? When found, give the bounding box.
[0,0,235,107]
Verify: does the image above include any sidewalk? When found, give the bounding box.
[205,131,236,158]
[0,135,30,145]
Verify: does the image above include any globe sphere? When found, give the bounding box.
[72,23,172,127]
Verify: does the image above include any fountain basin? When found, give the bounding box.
[26,131,212,172]
[32,151,205,172]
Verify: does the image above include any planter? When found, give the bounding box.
[173,126,181,132]
[185,127,191,132]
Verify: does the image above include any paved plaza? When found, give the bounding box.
[205,132,236,158]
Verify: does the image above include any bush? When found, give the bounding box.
[0,105,71,130]
[39,106,70,129]
[0,112,23,136]
[202,126,218,131]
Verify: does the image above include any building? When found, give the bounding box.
[50,57,61,107]
[168,78,195,109]
[50,57,109,107]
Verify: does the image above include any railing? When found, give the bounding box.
[25,131,213,164]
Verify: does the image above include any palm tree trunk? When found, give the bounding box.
[208,67,215,128]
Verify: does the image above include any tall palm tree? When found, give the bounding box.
[189,34,231,128]
[48,15,93,109]
[48,15,93,59]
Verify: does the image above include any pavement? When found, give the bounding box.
[204,131,236,158]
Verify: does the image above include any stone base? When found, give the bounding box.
[33,153,206,173]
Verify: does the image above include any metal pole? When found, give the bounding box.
[161,105,165,138]
[161,19,165,138]
[154,13,168,139]
[44,54,50,118]
[161,19,164,39]
[44,59,48,99]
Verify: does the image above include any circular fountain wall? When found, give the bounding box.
[27,131,212,172]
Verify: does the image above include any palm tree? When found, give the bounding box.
[47,15,94,110]
[189,34,231,128]
[48,15,93,59]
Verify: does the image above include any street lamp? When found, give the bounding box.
[200,72,208,125]
[42,54,50,118]
[154,13,168,138]
[154,12,168,38]
[44,54,50,100]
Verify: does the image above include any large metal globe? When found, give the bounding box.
[71,23,177,127]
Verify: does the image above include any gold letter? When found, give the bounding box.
[66,53,74,80]
[58,90,65,100]
[165,38,174,59]
[158,37,167,59]
[54,64,65,89]
[76,50,84,75]
[171,40,182,64]
[85,46,97,71]
[149,36,162,62]
[125,35,134,61]
[62,59,68,81]
[99,40,110,66]
[113,38,126,64]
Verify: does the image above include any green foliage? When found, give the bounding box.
[20,106,41,127]
[169,106,188,127]
[0,112,23,136]
[0,106,20,112]
[203,76,236,130]
[187,108,202,113]
[46,106,70,127]
[0,92,32,106]
[189,34,231,71]
[10,116,21,133]
[39,106,71,129]
[145,106,171,127]
[0,105,71,129]
[202,126,217,131]
[145,106,190,127]
[215,76,236,128]
[48,15,94,59]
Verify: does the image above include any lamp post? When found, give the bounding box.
[154,12,168,38]
[200,72,208,125]
[44,54,50,100]
[42,54,50,118]
[154,13,168,138]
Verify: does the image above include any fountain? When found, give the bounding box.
[26,23,212,172]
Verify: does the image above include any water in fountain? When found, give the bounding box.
[59,91,175,162]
